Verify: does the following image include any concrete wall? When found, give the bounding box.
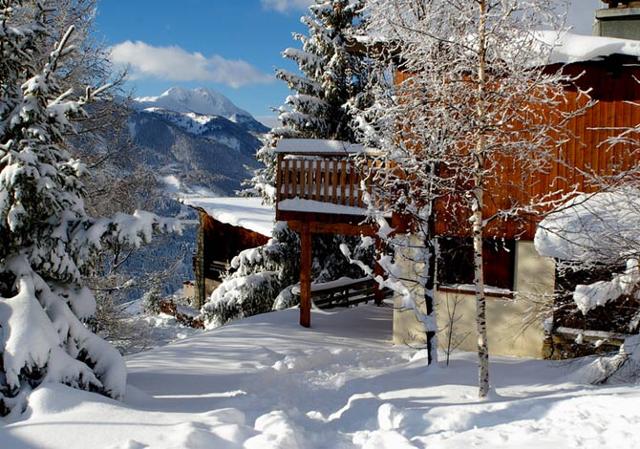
[393,240,556,358]
[391,235,429,347]
[594,7,640,40]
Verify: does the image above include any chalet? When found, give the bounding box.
[273,2,640,359]
[425,33,640,358]
[182,197,273,308]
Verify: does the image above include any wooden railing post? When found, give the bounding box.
[331,159,338,204]
[340,159,347,205]
[314,160,322,200]
[276,154,283,203]
[283,156,290,199]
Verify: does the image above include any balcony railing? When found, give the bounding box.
[276,155,368,208]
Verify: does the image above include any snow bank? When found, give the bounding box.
[182,196,274,237]
[5,305,640,449]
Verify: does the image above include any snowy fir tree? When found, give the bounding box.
[249,0,369,203]
[211,0,374,326]
[0,1,179,416]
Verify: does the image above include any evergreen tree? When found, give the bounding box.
[209,1,374,326]
[0,1,178,416]
[250,0,368,203]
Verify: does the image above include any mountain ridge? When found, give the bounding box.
[127,86,268,196]
[133,87,269,136]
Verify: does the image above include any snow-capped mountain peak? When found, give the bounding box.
[134,87,251,119]
[132,87,269,136]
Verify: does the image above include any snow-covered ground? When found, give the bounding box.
[3,305,639,449]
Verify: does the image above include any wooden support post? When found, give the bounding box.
[373,237,385,306]
[300,221,312,328]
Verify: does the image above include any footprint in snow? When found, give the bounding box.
[111,440,147,449]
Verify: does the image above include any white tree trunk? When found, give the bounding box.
[474,0,490,399]
[472,186,490,398]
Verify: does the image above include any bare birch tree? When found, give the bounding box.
[353,0,580,397]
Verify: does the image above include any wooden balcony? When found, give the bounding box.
[274,139,376,227]
[277,157,366,207]
[273,139,388,328]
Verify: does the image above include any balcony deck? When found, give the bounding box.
[273,139,388,328]
[274,139,376,226]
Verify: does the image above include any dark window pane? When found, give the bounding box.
[438,238,515,290]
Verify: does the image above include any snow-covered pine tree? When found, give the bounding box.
[356,0,582,398]
[0,1,178,416]
[249,0,368,203]
[209,0,374,327]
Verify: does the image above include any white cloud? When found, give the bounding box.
[261,0,312,13]
[109,41,273,88]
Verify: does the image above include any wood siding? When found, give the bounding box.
[201,214,269,281]
[434,59,640,240]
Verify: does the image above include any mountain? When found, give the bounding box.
[89,88,271,299]
[128,87,269,195]
[136,87,251,118]
[134,87,269,135]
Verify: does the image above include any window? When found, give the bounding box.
[437,237,516,292]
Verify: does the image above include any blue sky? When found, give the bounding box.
[94,0,601,122]
[95,0,309,121]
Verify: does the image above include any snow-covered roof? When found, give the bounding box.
[275,138,364,155]
[540,31,640,64]
[182,196,274,237]
[354,29,640,65]
[534,190,640,261]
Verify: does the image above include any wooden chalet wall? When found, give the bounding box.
[396,58,640,240]
[201,213,269,281]
[400,59,640,357]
